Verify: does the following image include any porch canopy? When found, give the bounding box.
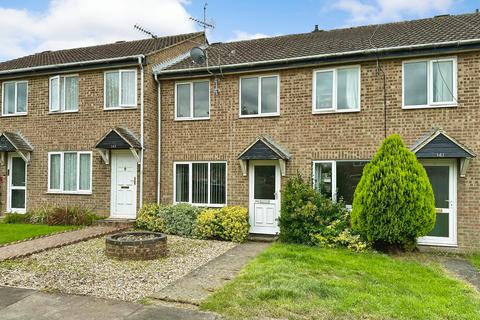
[94,126,142,164]
[0,131,33,164]
[237,136,291,176]
[410,128,476,177]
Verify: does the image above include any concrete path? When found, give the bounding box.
[151,241,271,306]
[443,258,480,291]
[0,226,123,261]
[0,286,219,320]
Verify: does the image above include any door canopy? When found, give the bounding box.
[237,136,291,176]
[0,131,33,164]
[410,128,476,177]
[94,126,142,164]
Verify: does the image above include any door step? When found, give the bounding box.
[248,233,278,242]
[96,218,135,229]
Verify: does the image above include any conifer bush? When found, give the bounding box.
[351,134,436,251]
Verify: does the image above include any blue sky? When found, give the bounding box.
[0,0,477,61]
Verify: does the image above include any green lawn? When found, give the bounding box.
[469,255,480,270]
[0,223,77,245]
[201,244,480,320]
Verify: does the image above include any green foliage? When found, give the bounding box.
[351,134,436,250]
[135,203,163,231]
[161,203,203,237]
[42,206,98,226]
[3,212,31,224]
[279,175,367,250]
[196,206,249,242]
[28,205,55,224]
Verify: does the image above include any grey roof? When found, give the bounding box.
[410,127,476,158]
[238,136,291,160]
[157,13,480,74]
[0,32,203,72]
[95,126,142,149]
[1,132,33,151]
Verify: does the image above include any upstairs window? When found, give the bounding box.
[174,161,227,206]
[403,58,457,108]
[2,81,27,116]
[48,151,92,194]
[313,66,360,113]
[104,70,137,109]
[240,75,279,117]
[50,75,79,112]
[175,80,210,120]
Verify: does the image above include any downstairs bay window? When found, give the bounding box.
[174,161,227,206]
[313,160,368,207]
[48,152,92,194]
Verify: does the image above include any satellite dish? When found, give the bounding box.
[190,47,206,64]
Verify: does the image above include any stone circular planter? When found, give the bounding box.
[105,231,167,260]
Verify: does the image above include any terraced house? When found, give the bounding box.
[0,31,205,218]
[1,12,480,251]
[153,13,480,251]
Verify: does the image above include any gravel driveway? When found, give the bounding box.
[0,235,235,302]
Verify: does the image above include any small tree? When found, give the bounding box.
[351,134,435,251]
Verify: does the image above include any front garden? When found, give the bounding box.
[0,222,76,245]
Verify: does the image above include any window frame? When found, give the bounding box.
[312,160,369,208]
[312,65,361,114]
[103,69,138,110]
[239,74,280,118]
[402,57,458,109]
[1,80,28,116]
[174,79,211,121]
[49,74,79,113]
[173,161,227,207]
[47,151,93,194]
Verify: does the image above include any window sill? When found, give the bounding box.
[312,109,361,115]
[103,106,137,111]
[174,117,210,121]
[46,191,92,195]
[1,113,27,117]
[239,113,280,119]
[402,104,458,110]
[174,201,226,208]
[49,110,79,115]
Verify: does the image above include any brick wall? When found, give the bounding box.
[159,51,480,251]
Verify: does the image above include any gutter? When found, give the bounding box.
[0,55,145,76]
[153,38,480,76]
[138,56,145,208]
[154,74,161,204]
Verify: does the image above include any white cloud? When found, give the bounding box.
[0,0,197,61]
[228,31,272,42]
[334,0,455,25]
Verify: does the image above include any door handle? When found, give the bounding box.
[133,177,136,185]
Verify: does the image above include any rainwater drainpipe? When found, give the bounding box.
[138,56,145,208]
[154,73,161,204]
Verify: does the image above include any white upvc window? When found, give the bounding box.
[239,75,279,117]
[49,75,79,112]
[402,57,457,109]
[175,80,210,120]
[48,151,92,194]
[104,69,137,109]
[2,80,28,116]
[174,161,227,207]
[312,160,368,207]
[313,66,361,113]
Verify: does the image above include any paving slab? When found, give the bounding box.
[0,286,220,320]
[151,241,271,305]
[0,226,123,261]
[443,258,480,291]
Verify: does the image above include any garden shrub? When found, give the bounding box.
[43,206,98,226]
[279,174,368,251]
[196,206,249,242]
[351,134,436,251]
[3,212,31,224]
[28,205,55,224]
[161,203,203,237]
[135,203,163,231]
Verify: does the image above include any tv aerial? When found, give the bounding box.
[189,2,215,32]
[134,24,158,38]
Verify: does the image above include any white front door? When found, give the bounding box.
[7,153,27,213]
[110,150,137,219]
[418,159,457,246]
[249,160,280,235]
